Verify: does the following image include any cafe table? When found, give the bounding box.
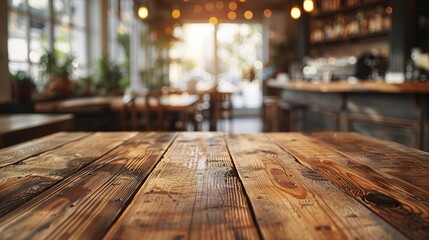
[0,131,428,239]
[34,95,200,131]
[0,114,73,148]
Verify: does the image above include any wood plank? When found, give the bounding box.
[105,132,260,240]
[226,134,406,240]
[312,132,429,193]
[269,132,429,240]
[0,132,175,240]
[0,132,136,218]
[0,132,90,168]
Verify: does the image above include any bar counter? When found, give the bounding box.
[0,131,428,239]
[267,80,429,93]
[267,80,429,151]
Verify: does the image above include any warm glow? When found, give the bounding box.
[117,24,127,34]
[172,9,181,19]
[205,2,214,11]
[228,11,236,20]
[165,27,173,35]
[194,4,202,13]
[138,6,149,19]
[303,0,314,12]
[263,9,272,17]
[291,6,301,19]
[239,0,246,2]
[254,61,263,70]
[209,16,218,25]
[216,1,224,10]
[229,2,237,11]
[244,10,253,20]
[386,6,393,14]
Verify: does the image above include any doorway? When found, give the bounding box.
[169,22,264,112]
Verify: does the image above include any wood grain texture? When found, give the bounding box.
[312,132,429,193]
[269,132,429,240]
[0,132,175,240]
[226,133,406,240]
[105,132,259,240]
[0,132,136,218]
[0,132,90,168]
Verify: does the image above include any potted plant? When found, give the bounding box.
[40,49,75,96]
[10,71,35,103]
[92,56,126,95]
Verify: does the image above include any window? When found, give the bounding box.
[108,0,132,89]
[8,0,88,88]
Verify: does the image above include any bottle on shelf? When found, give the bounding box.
[309,0,391,45]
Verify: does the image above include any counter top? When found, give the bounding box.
[267,80,429,93]
[0,131,428,239]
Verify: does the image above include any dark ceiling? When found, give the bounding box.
[134,0,290,21]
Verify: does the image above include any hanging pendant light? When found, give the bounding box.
[303,0,314,12]
[291,5,301,19]
[171,8,181,19]
[138,6,149,19]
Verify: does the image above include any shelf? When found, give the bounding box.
[310,31,389,48]
[311,0,389,19]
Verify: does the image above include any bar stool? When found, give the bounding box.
[262,97,307,132]
[217,91,233,132]
[262,96,283,132]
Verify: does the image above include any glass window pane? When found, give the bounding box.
[54,0,70,23]
[70,0,86,27]
[28,0,49,17]
[29,18,49,64]
[70,29,87,67]
[54,24,70,54]
[8,0,26,11]
[30,64,45,89]
[8,13,28,62]
[9,62,29,75]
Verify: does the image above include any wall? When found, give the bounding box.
[0,0,11,104]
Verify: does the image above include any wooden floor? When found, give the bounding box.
[0,131,428,239]
[200,116,263,133]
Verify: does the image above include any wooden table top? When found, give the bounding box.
[35,94,200,113]
[0,114,73,148]
[0,131,428,239]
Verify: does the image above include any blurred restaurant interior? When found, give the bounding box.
[1,0,429,150]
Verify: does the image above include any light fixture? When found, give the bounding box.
[172,8,181,19]
[138,6,149,19]
[291,6,301,19]
[216,1,224,10]
[263,9,272,18]
[303,0,314,12]
[385,6,393,14]
[209,16,218,25]
[228,11,236,20]
[229,2,237,11]
[194,4,202,13]
[244,10,253,20]
[205,2,214,11]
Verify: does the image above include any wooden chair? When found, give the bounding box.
[119,88,166,131]
[217,91,233,132]
[120,93,138,131]
[144,88,166,131]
